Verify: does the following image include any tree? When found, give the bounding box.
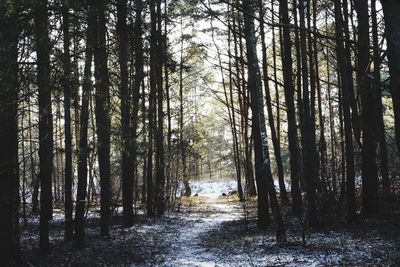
[74,1,95,247]
[355,0,379,217]
[298,0,318,227]
[117,0,134,227]
[0,1,20,263]
[94,0,112,236]
[334,0,356,223]
[35,0,54,252]
[243,0,286,242]
[381,0,400,161]
[258,0,288,202]
[155,0,166,215]
[279,0,303,216]
[62,0,74,241]
[132,0,144,208]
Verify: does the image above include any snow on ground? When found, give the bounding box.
[189,179,238,198]
[20,179,400,266]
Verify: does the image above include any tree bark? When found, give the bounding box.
[117,0,134,226]
[334,0,357,223]
[74,2,95,247]
[259,0,288,202]
[279,0,303,216]
[62,0,73,241]
[381,0,400,161]
[243,0,286,242]
[94,0,111,236]
[371,0,389,190]
[133,0,144,208]
[35,0,54,252]
[355,0,379,217]
[0,2,20,263]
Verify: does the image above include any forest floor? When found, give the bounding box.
[21,180,400,266]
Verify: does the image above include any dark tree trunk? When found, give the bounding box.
[243,0,286,242]
[355,0,379,217]
[0,2,20,263]
[371,0,389,190]
[381,0,400,161]
[35,0,54,252]
[29,95,40,214]
[179,16,191,198]
[147,0,158,216]
[279,0,303,216]
[155,0,166,215]
[117,0,134,227]
[342,0,361,144]
[62,1,73,241]
[334,0,357,223]
[94,0,112,236]
[74,2,95,247]
[132,0,144,208]
[259,0,288,202]
[298,0,318,228]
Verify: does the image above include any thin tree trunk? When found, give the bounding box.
[298,0,318,228]
[179,15,191,197]
[355,0,379,217]
[133,0,144,207]
[62,1,73,241]
[371,0,389,190]
[94,0,111,236]
[279,0,303,216]
[259,0,288,202]
[243,0,286,242]
[155,0,166,215]
[35,0,54,251]
[74,2,95,247]
[117,0,134,226]
[334,0,357,223]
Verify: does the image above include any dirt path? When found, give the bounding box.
[164,196,241,267]
[20,180,400,266]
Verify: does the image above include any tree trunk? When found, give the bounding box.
[62,1,73,241]
[355,0,379,217]
[74,2,95,247]
[35,0,54,252]
[117,0,134,227]
[155,0,166,216]
[94,0,112,236]
[0,2,20,263]
[279,0,303,216]
[371,0,389,190]
[133,0,144,208]
[259,0,288,202]
[334,0,357,223]
[381,0,400,161]
[298,0,318,228]
[243,0,286,242]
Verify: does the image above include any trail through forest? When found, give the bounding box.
[21,180,400,266]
